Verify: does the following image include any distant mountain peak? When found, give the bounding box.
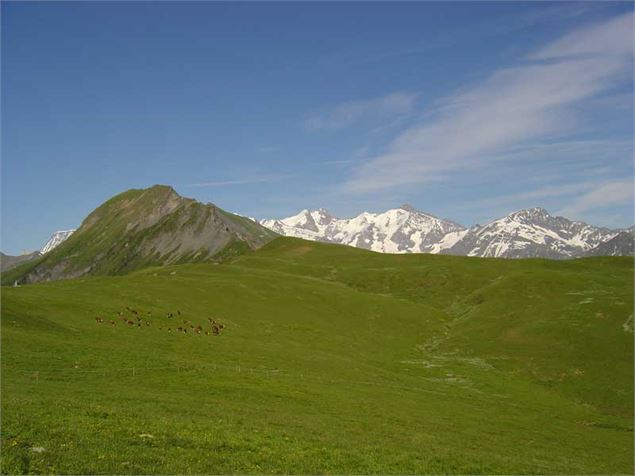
[585,230,634,257]
[260,205,630,259]
[315,207,333,216]
[507,207,550,220]
[148,184,177,194]
[399,203,418,213]
[261,206,465,253]
[41,229,76,254]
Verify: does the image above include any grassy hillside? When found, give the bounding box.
[1,237,632,474]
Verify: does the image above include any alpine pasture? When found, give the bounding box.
[1,238,633,474]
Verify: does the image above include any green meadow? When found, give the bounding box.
[1,238,633,474]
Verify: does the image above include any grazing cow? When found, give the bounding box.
[177,327,183,332]
[127,320,134,326]
[212,325,220,335]
[145,321,150,326]
[177,310,181,316]
[95,317,104,323]
[110,320,116,326]
[168,328,172,332]
[205,331,209,336]
[137,323,141,327]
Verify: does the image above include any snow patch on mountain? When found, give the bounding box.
[260,205,465,254]
[443,208,618,259]
[585,230,634,257]
[41,230,75,254]
[261,206,629,259]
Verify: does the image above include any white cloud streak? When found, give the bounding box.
[459,181,598,212]
[343,12,633,194]
[185,174,292,187]
[306,92,418,131]
[557,179,634,217]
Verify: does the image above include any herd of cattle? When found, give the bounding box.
[94,306,225,336]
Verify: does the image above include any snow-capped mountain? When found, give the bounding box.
[443,208,619,259]
[41,229,75,254]
[261,206,628,259]
[585,229,634,257]
[260,208,337,242]
[261,205,466,253]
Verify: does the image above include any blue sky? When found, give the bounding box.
[2,1,633,254]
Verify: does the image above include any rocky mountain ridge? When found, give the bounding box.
[4,185,277,284]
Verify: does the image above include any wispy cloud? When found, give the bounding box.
[342,12,633,194]
[315,158,372,167]
[184,174,292,187]
[557,179,634,217]
[459,181,598,212]
[306,92,418,131]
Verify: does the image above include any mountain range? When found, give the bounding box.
[0,251,42,272]
[259,205,633,259]
[2,187,633,282]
